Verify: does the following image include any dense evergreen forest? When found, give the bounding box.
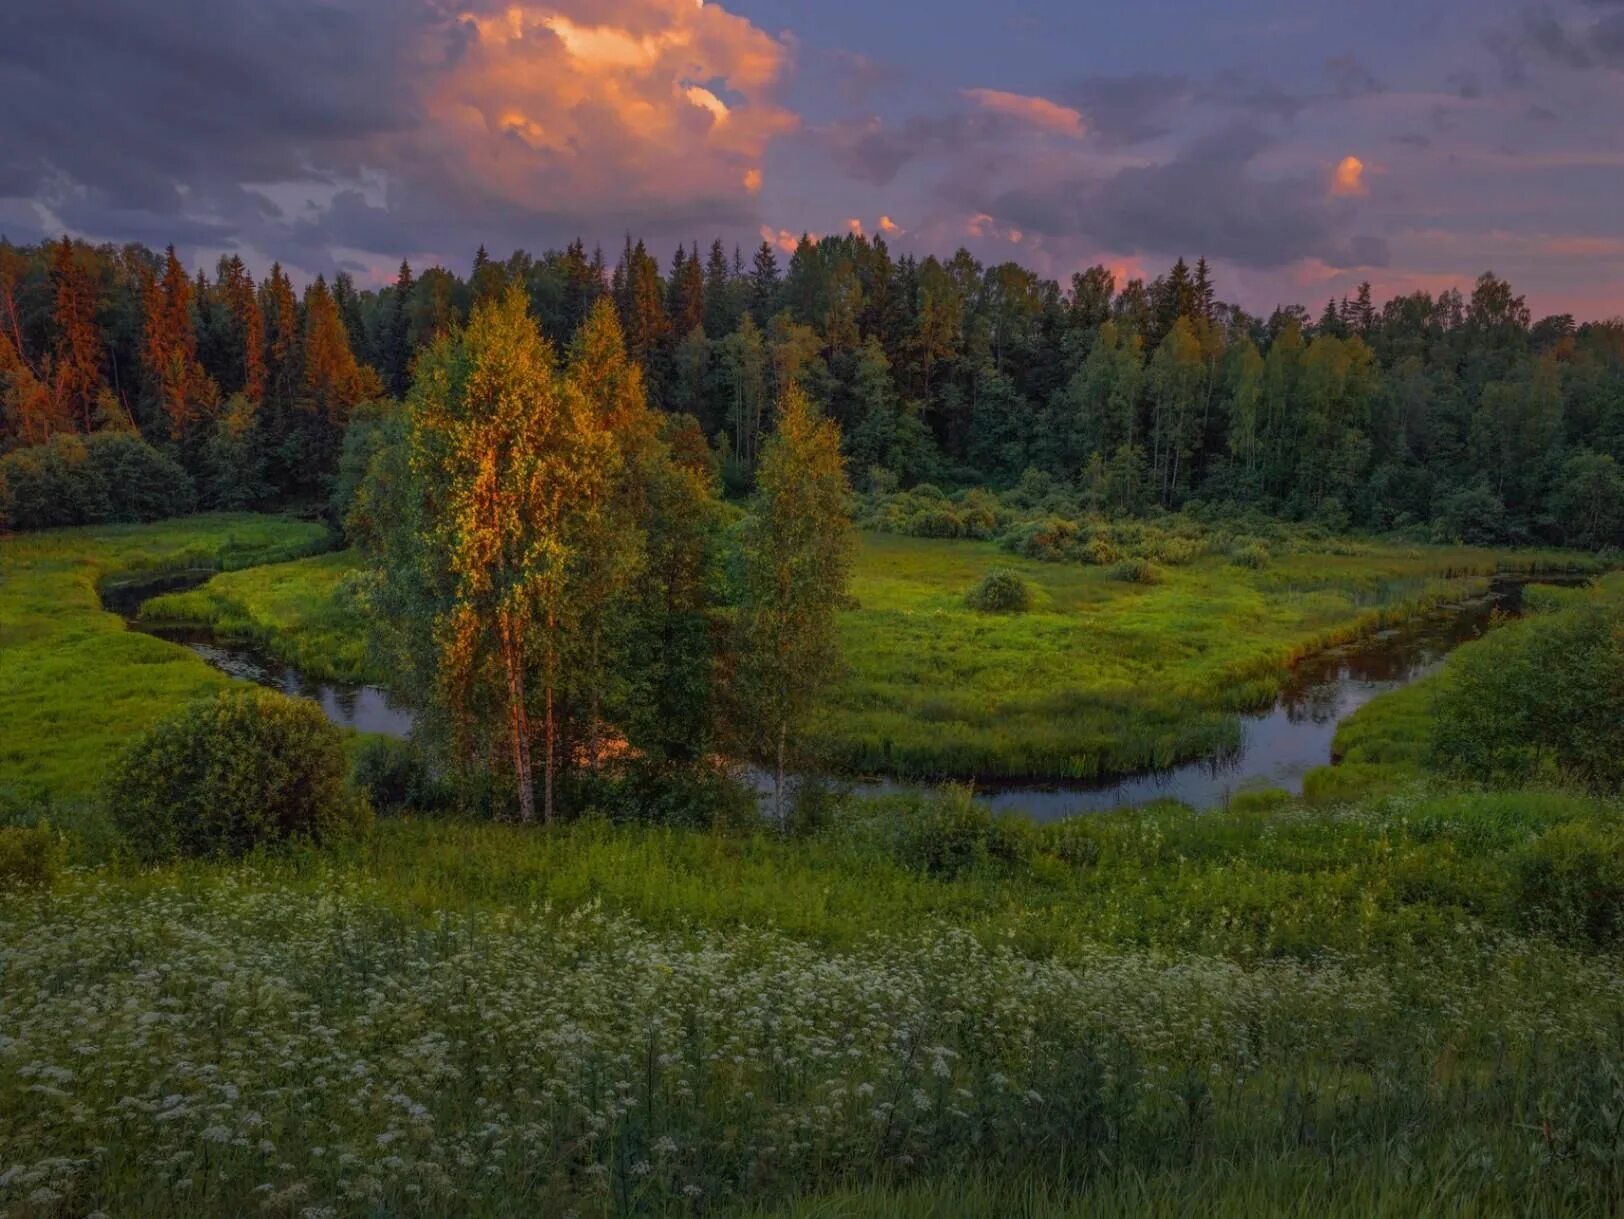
[3,233,1623,546]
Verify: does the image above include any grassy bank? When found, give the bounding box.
[822,532,1591,780]
[139,547,371,681]
[5,789,1622,1217]
[120,520,1593,784]
[1305,574,1623,803]
[0,515,331,799]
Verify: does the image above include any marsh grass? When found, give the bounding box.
[0,514,331,798]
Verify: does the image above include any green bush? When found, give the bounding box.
[350,735,436,813]
[1111,557,1162,585]
[965,568,1032,613]
[0,432,196,531]
[1513,821,1624,948]
[0,825,60,890]
[108,688,371,862]
[1231,542,1271,569]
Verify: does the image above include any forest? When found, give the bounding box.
[4,233,1624,547]
[2,229,1623,1219]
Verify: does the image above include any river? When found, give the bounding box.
[102,570,1574,817]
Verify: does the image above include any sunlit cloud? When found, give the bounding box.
[760,224,810,253]
[847,217,863,235]
[962,87,1085,136]
[432,1,796,217]
[1331,154,1368,196]
[877,214,903,235]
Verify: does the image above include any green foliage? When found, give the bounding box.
[1111,556,1162,584]
[349,736,439,814]
[1513,819,1624,948]
[0,432,195,531]
[965,567,1032,612]
[1230,541,1271,569]
[0,824,60,889]
[108,687,370,862]
[0,515,332,799]
[1432,591,1624,792]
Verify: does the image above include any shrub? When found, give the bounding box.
[1000,516,1080,562]
[1513,821,1624,948]
[0,432,195,531]
[108,688,371,862]
[965,568,1032,613]
[0,825,60,890]
[1231,542,1271,570]
[1111,557,1162,585]
[350,736,437,813]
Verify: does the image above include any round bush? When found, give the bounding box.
[1513,821,1624,948]
[1111,558,1162,585]
[109,687,371,861]
[966,568,1033,613]
[1230,542,1271,570]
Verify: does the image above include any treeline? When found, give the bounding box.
[4,233,1624,545]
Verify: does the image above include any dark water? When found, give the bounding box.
[848,575,1581,819]
[104,569,1576,815]
[102,571,417,738]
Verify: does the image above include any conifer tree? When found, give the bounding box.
[49,237,104,431]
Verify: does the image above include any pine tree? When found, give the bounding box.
[702,239,735,338]
[749,241,780,327]
[384,260,415,398]
[49,237,104,431]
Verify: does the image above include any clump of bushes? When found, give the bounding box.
[889,786,1034,878]
[1513,820,1624,948]
[0,432,196,531]
[1432,594,1624,793]
[0,825,60,890]
[1230,542,1271,569]
[1112,557,1162,585]
[108,687,371,862]
[350,736,439,813]
[965,568,1032,613]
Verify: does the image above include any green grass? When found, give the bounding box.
[139,547,371,681]
[5,789,1622,1217]
[822,532,1590,780]
[0,514,332,798]
[120,522,1593,784]
[1304,572,1624,803]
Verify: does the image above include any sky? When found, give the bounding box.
[1,0,1621,318]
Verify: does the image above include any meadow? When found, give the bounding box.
[0,515,330,799]
[4,788,1622,1217]
[77,515,1596,783]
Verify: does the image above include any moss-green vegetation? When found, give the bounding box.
[823,531,1589,780]
[5,787,1622,1216]
[1309,573,1624,802]
[112,522,1595,783]
[0,514,331,798]
[140,548,370,681]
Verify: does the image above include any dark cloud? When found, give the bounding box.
[1200,69,1307,122]
[963,124,1375,270]
[1056,74,1190,146]
[1504,2,1624,72]
[1326,53,1385,97]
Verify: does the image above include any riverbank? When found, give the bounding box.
[0,515,331,799]
[113,521,1602,788]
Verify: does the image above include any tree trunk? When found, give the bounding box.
[775,720,787,829]
[500,613,535,824]
[544,681,556,826]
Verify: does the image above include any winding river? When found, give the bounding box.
[102,570,1574,817]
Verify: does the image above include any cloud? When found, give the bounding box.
[1056,74,1190,146]
[0,0,797,272]
[877,214,903,235]
[961,88,1085,136]
[1331,155,1369,196]
[1326,53,1384,97]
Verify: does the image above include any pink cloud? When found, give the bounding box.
[427,2,797,217]
[962,87,1085,137]
[1330,155,1368,197]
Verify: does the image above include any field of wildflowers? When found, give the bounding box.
[4,789,1623,1217]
